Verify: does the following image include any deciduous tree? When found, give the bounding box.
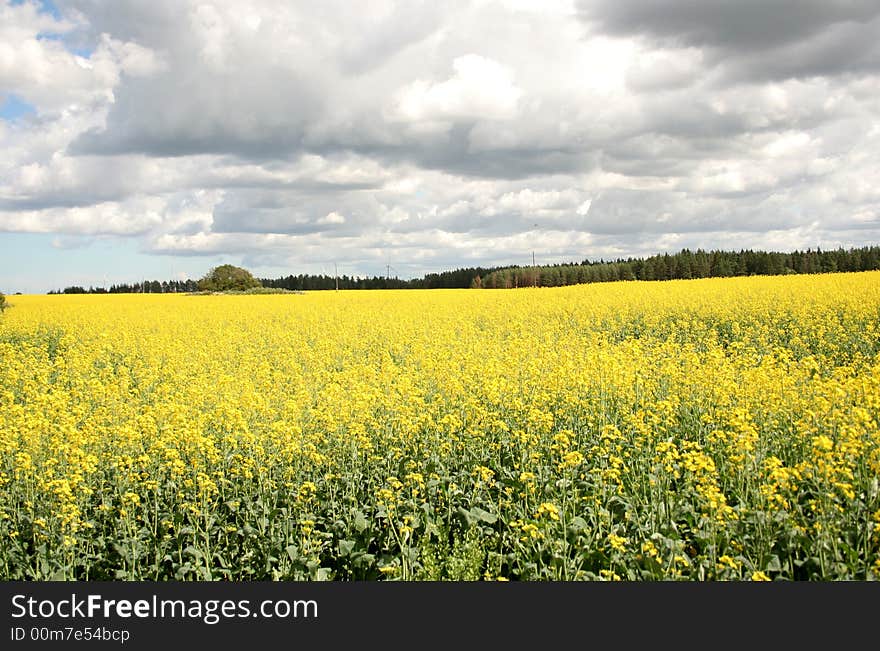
[197,265,262,292]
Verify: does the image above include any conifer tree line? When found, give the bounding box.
[476,246,880,289]
[46,245,880,294]
[49,279,200,294]
[260,266,501,291]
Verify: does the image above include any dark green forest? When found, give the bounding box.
[476,245,880,289]
[48,245,880,294]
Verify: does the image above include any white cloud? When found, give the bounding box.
[390,54,523,123]
[625,47,704,91]
[318,211,346,225]
[0,196,165,236]
[1,0,879,285]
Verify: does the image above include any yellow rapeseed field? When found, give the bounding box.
[1,272,879,580]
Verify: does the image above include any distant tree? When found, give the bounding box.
[0,292,6,312]
[197,265,262,292]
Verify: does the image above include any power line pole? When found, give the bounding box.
[335,262,339,292]
[532,222,538,288]
[532,251,536,287]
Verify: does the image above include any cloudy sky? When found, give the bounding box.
[2,0,879,293]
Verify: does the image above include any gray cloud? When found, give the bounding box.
[70,65,321,158]
[579,1,880,51]
[579,0,880,81]
[210,187,374,236]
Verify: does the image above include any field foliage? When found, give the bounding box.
[1,273,879,580]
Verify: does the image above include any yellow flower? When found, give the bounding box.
[641,541,659,559]
[536,502,560,521]
[599,569,621,581]
[4,271,880,580]
[559,451,584,470]
[608,534,628,553]
[473,465,495,483]
[717,555,740,571]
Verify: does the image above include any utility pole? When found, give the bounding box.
[532,251,536,287]
[532,223,538,288]
[335,262,339,292]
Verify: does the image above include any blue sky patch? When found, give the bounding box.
[12,0,61,20]
[0,94,37,121]
[37,31,95,59]
[68,46,94,59]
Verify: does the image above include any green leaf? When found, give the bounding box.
[568,516,588,532]
[315,568,332,581]
[456,506,477,526]
[183,546,202,559]
[352,552,375,568]
[470,507,497,524]
[338,539,356,556]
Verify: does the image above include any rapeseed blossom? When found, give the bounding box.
[1,272,878,580]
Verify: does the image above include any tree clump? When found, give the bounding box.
[0,292,6,312]
[197,265,262,292]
